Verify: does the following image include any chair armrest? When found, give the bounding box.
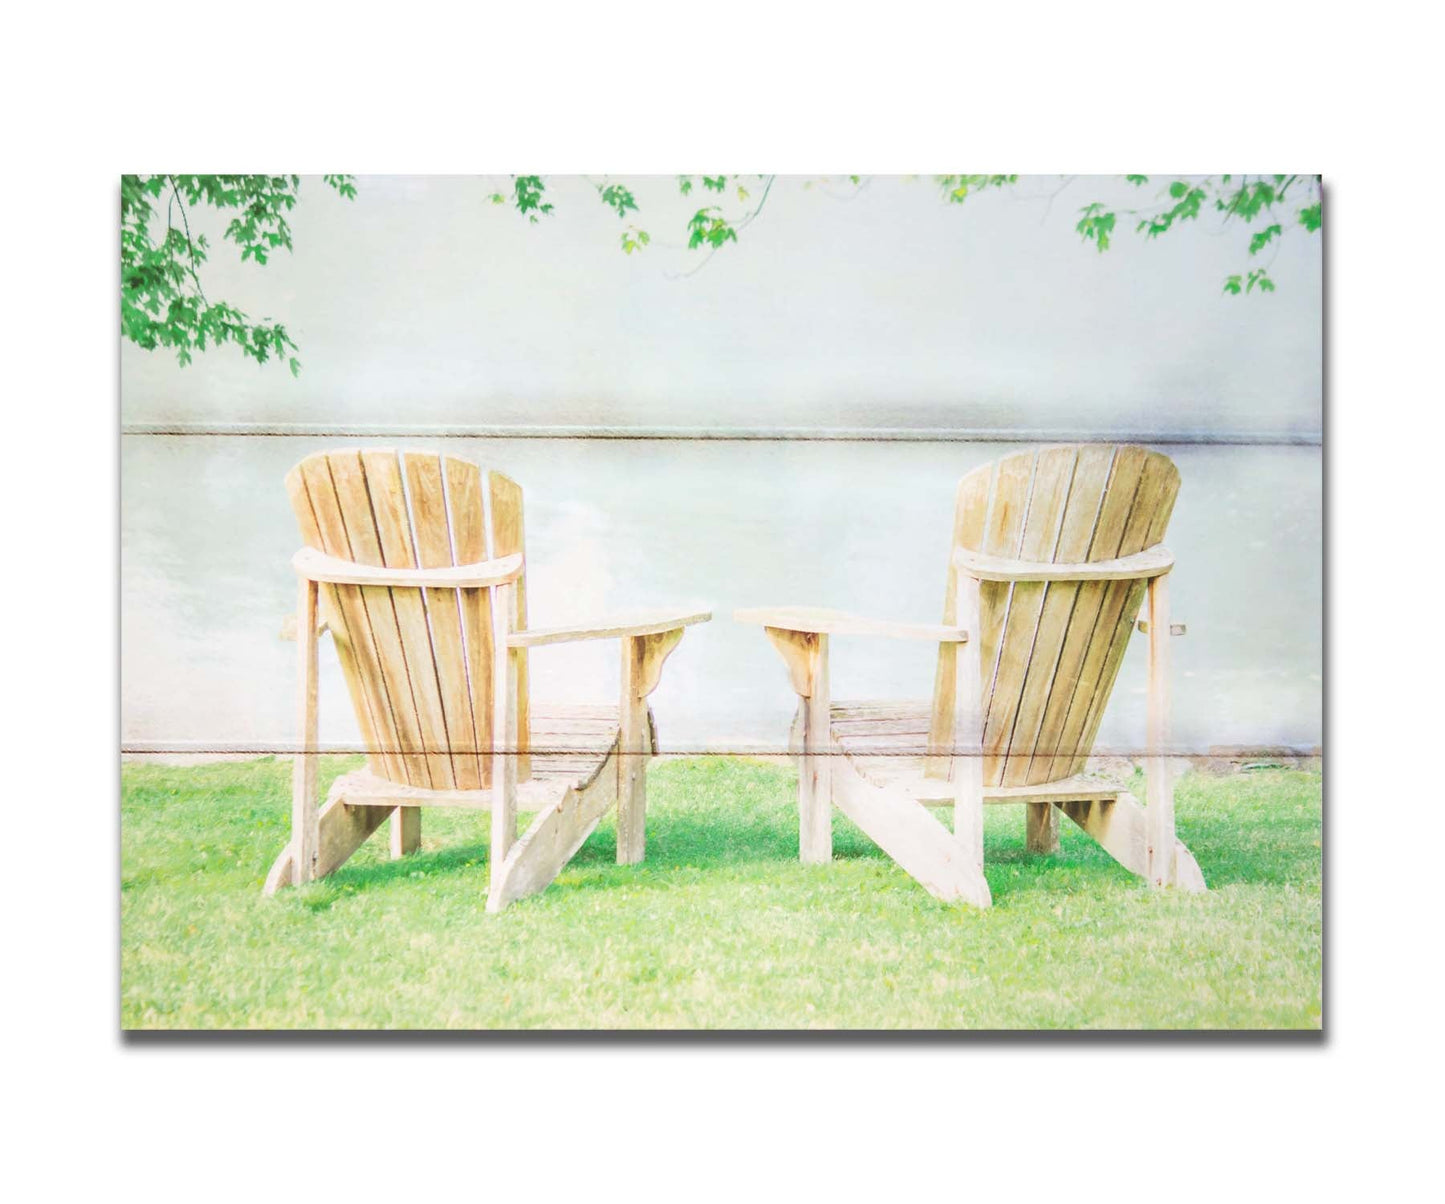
[508,608,712,649]
[293,547,524,588]
[733,606,967,643]
[953,543,1173,582]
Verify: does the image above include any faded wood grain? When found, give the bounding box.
[512,609,710,648]
[492,579,520,868]
[1002,444,1114,786]
[799,633,833,864]
[1145,573,1175,886]
[952,570,985,880]
[832,754,990,907]
[488,745,620,912]
[289,457,402,783]
[291,546,523,589]
[326,451,432,787]
[953,542,1174,582]
[983,445,1076,782]
[390,807,421,858]
[1058,793,1205,891]
[927,460,994,776]
[1025,803,1060,855]
[264,792,393,895]
[1028,446,1149,782]
[1070,455,1181,774]
[490,471,530,779]
[404,452,484,790]
[978,450,1036,728]
[361,449,455,791]
[291,577,320,884]
[445,456,496,790]
[616,630,679,865]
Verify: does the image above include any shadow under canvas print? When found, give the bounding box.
[120,174,1323,1030]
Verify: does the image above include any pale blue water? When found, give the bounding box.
[121,437,1321,756]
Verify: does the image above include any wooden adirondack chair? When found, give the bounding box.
[265,449,710,911]
[737,444,1206,906]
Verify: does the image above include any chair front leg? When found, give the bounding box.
[764,627,832,864]
[617,628,685,865]
[490,582,520,889]
[291,578,321,886]
[952,571,985,878]
[1145,573,1175,886]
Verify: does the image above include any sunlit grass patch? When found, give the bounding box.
[121,757,1321,1030]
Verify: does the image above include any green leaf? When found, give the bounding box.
[620,227,651,255]
[1298,202,1322,232]
[686,207,738,251]
[513,176,550,217]
[935,174,1018,205]
[1217,178,1278,222]
[599,184,639,220]
[1249,224,1283,255]
[1076,203,1116,252]
[1226,268,1276,296]
[1246,268,1275,294]
[1138,185,1206,239]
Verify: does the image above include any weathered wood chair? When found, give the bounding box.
[265,449,710,910]
[737,444,1205,906]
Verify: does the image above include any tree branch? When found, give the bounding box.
[166,174,209,305]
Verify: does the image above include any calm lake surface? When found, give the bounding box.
[121,437,1321,756]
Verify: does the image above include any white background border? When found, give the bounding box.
[5,2,1438,1198]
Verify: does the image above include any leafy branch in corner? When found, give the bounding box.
[120,174,356,373]
[1071,174,1322,295]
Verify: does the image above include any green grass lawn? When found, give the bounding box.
[121,757,1321,1030]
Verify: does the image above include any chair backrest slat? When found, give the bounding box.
[287,461,399,783]
[360,449,458,791]
[404,453,485,789]
[1002,445,1116,785]
[929,445,1179,787]
[286,450,531,790]
[981,446,1082,783]
[1054,449,1179,779]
